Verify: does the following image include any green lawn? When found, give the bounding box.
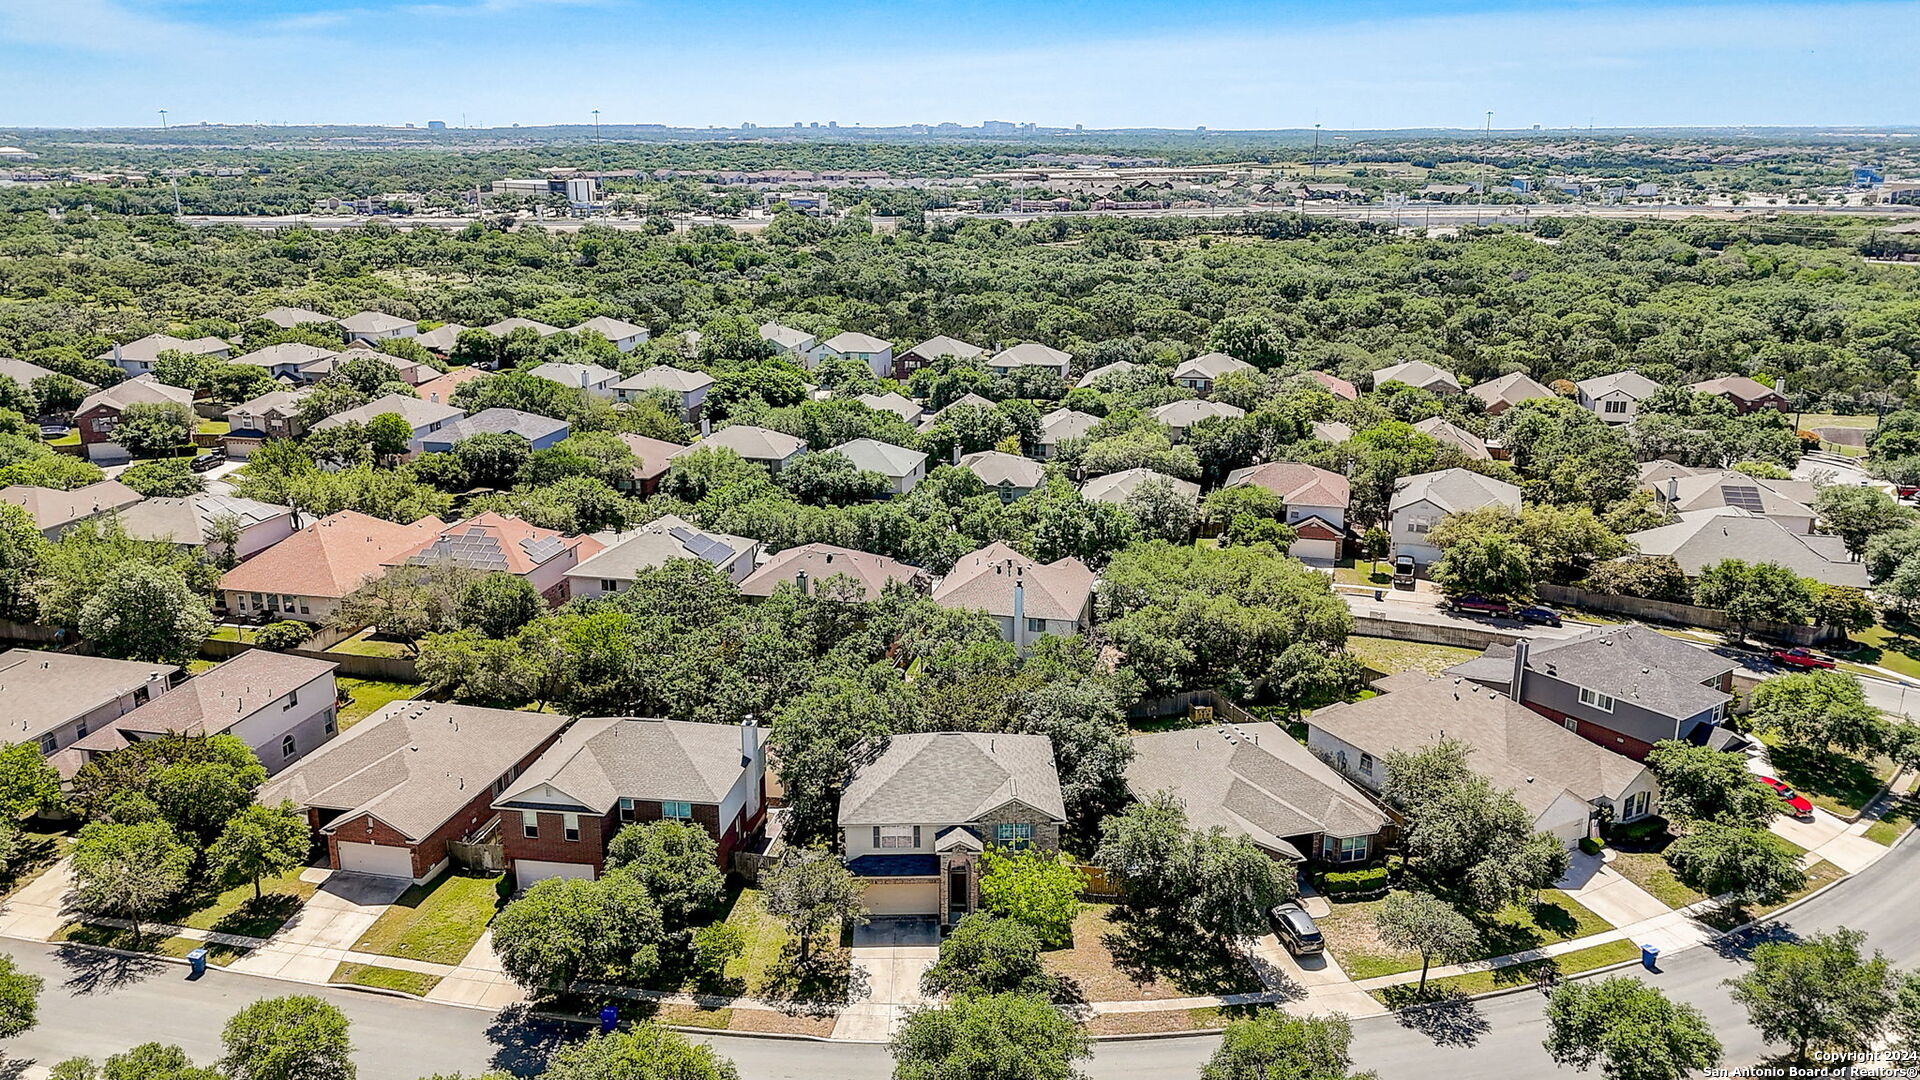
[1332,559,1393,588]
[1865,798,1918,846]
[184,659,219,676]
[711,888,794,996]
[209,625,259,643]
[1760,735,1898,818]
[1838,621,1920,681]
[1316,888,1612,979]
[331,961,443,996]
[1607,849,1706,909]
[327,630,415,659]
[336,677,424,728]
[1344,636,1481,679]
[1698,859,1847,930]
[1371,939,1642,1006]
[196,419,230,436]
[54,923,252,967]
[161,870,318,938]
[351,872,501,966]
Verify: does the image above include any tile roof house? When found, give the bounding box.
[1647,468,1817,535]
[260,701,570,883]
[1466,371,1557,415]
[338,311,419,343]
[391,512,604,605]
[1148,399,1245,441]
[1413,416,1492,461]
[614,366,713,421]
[311,394,465,452]
[739,543,929,601]
[0,649,176,761]
[1576,371,1662,425]
[957,450,1046,500]
[111,493,297,562]
[820,332,894,380]
[526,362,620,400]
[1127,723,1389,863]
[413,323,469,356]
[1171,352,1255,395]
[257,306,338,330]
[839,731,1066,924]
[1303,371,1359,401]
[566,514,759,598]
[1624,507,1867,587]
[1370,360,1461,395]
[1223,461,1351,563]
[856,392,924,426]
[494,717,767,888]
[896,336,984,379]
[694,425,808,474]
[932,541,1095,647]
[1389,468,1522,566]
[1307,673,1658,846]
[413,364,489,407]
[616,434,687,497]
[1447,629,1737,761]
[830,438,928,495]
[73,376,198,463]
[97,334,230,377]
[1,479,144,538]
[569,316,650,353]
[1081,468,1200,507]
[986,342,1072,378]
[1689,376,1789,414]
[229,342,338,380]
[1036,409,1100,459]
[219,510,445,624]
[65,651,340,778]
[416,408,571,454]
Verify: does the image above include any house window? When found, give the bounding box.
[1564,718,1580,733]
[1578,687,1615,712]
[1328,835,1368,863]
[323,711,335,736]
[995,823,1034,850]
[1026,618,1046,633]
[284,688,298,710]
[133,685,149,705]
[522,811,540,839]
[662,801,693,820]
[1604,398,1628,414]
[281,734,297,759]
[1359,753,1374,776]
[76,720,88,738]
[876,825,917,849]
[38,733,55,754]
[601,580,619,593]
[563,813,581,842]
[619,797,636,823]
[298,598,310,615]
[1407,518,1432,535]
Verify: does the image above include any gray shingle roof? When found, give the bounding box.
[957,450,1044,490]
[1,480,144,533]
[1450,626,1733,722]
[856,393,923,423]
[339,311,416,334]
[1625,508,1867,587]
[989,342,1072,370]
[1413,416,1491,460]
[1577,371,1661,400]
[1172,352,1254,381]
[738,544,926,599]
[1148,399,1244,428]
[526,362,619,389]
[422,408,569,445]
[111,494,290,546]
[759,322,817,351]
[71,650,336,752]
[830,438,926,478]
[823,332,891,354]
[495,716,761,813]
[77,375,194,416]
[1039,408,1099,444]
[0,649,178,743]
[904,336,984,361]
[838,732,1065,826]
[1390,468,1521,515]
[258,306,337,329]
[1081,468,1199,505]
[571,316,648,340]
[1371,360,1461,392]
[616,366,713,394]
[1076,360,1148,388]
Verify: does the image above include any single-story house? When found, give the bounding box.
[1467,372,1557,415]
[1081,468,1200,507]
[1147,399,1244,441]
[0,649,176,761]
[1,480,144,538]
[1370,360,1461,395]
[260,701,570,883]
[830,438,928,495]
[527,362,620,399]
[1389,468,1522,566]
[1036,408,1099,459]
[820,332,894,380]
[392,512,603,605]
[895,336,984,380]
[416,408,570,454]
[1690,376,1789,414]
[311,394,465,453]
[932,541,1095,647]
[570,316,650,353]
[1623,507,1867,587]
[338,312,418,344]
[111,493,296,562]
[1171,352,1255,395]
[693,425,808,474]
[1222,461,1351,563]
[566,514,759,597]
[1576,372,1662,425]
[219,510,446,624]
[614,366,712,421]
[1647,468,1817,535]
[229,342,338,380]
[957,450,1046,500]
[986,343,1072,378]
[739,543,929,600]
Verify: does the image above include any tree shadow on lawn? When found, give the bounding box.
[204,893,305,940]
[1100,907,1267,997]
[1387,986,1492,1047]
[1763,743,1887,815]
[758,943,861,1014]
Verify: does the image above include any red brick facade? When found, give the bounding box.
[498,785,766,879]
[1523,702,1657,761]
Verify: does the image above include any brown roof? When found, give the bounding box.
[933,541,1094,622]
[619,434,688,482]
[1303,371,1358,401]
[739,544,927,600]
[1,480,144,533]
[413,365,489,407]
[1223,462,1350,509]
[218,510,445,599]
[69,650,337,756]
[1689,376,1785,404]
[389,512,601,576]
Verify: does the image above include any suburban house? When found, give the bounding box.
[986,342,1072,378]
[570,316,650,353]
[1306,672,1659,846]
[1690,376,1789,414]
[527,362,620,399]
[224,389,312,459]
[614,366,713,421]
[260,701,570,883]
[494,717,767,888]
[819,332,895,380]
[895,336,984,379]
[219,510,446,624]
[311,394,465,453]
[739,543,929,600]
[1646,467,1818,534]
[917,393,999,434]
[1076,360,1147,388]
[416,408,570,455]
[1467,371,1557,415]
[414,364,489,407]
[0,357,73,391]
[616,433,686,496]
[1,479,144,538]
[74,376,196,462]
[838,732,1066,924]
[1312,420,1354,443]
[1222,461,1351,563]
[338,311,418,344]
[97,334,229,377]
[760,322,824,367]
[1171,352,1255,395]
[856,392,924,426]
[1576,371,1662,425]
[483,317,565,340]
[1126,724,1389,864]
[830,438,928,495]
[112,493,296,562]
[566,515,759,597]
[414,324,470,357]
[1413,416,1492,461]
[1148,399,1245,441]
[229,342,338,380]
[1447,628,1737,761]
[0,649,176,761]
[258,306,338,331]
[1036,409,1100,459]
[695,425,807,474]
[957,450,1046,500]
[1303,371,1359,401]
[932,541,1095,647]
[63,651,340,778]
[1388,468,1522,566]
[391,513,603,605]
[1081,468,1201,508]
[298,347,435,387]
[1623,507,1867,587]
[1370,360,1461,394]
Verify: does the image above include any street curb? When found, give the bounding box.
[530,1009,848,1044]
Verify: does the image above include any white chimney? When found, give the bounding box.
[1012,581,1027,650]
[740,715,759,766]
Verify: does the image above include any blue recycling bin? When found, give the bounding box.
[599,1005,619,1033]
[186,947,208,978]
[1640,944,1660,971]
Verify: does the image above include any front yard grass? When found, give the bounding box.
[351,871,501,965]
[1332,558,1393,588]
[1370,938,1642,1007]
[1760,736,1897,818]
[0,825,73,900]
[162,870,318,939]
[1606,849,1706,909]
[331,961,443,996]
[1344,636,1481,679]
[1697,859,1846,931]
[336,677,424,728]
[1042,903,1264,1000]
[1315,888,1613,980]
[1865,797,1919,846]
[1838,621,1920,682]
[54,923,251,966]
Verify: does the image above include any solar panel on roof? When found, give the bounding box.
[1720,485,1766,512]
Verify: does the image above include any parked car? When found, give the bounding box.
[1391,554,1416,587]
[1516,605,1562,627]
[1446,595,1512,617]
[1900,484,1920,500]
[1769,647,1836,670]
[1267,902,1324,955]
[189,450,226,473]
[1758,775,1815,819]
[37,423,67,439]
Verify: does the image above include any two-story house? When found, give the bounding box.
[1575,371,1662,425]
[1170,352,1255,396]
[932,542,1095,648]
[819,332,894,380]
[830,438,928,495]
[527,362,621,400]
[311,394,465,454]
[1221,461,1350,564]
[760,322,825,367]
[224,389,312,459]
[494,717,767,889]
[1035,409,1099,459]
[1388,468,1522,567]
[1689,376,1790,414]
[1370,360,1461,395]
[895,336,985,380]
[97,334,229,378]
[338,311,419,344]
[1466,371,1556,416]
[569,316,650,353]
[613,366,713,423]
[228,342,338,381]
[839,732,1066,925]
[0,650,177,764]
[694,425,808,475]
[74,376,197,463]
[986,343,1072,379]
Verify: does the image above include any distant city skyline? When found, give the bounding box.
[1,0,1915,130]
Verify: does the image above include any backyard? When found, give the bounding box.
[327,629,417,659]
[1344,636,1482,679]
[336,677,424,727]
[351,871,501,966]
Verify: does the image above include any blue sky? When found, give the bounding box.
[0,0,1914,130]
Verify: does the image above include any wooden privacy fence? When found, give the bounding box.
[1536,584,1840,646]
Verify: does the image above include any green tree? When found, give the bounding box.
[51,1042,221,1080]
[111,401,197,458]
[1373,890,1479,993]
[77,562,211,664]
[1122,475,1199,543]
[1745,669,1884,755]
[1429,531,1534,602]
[67,820,193,936]
[1184,830,1298,943]
[209,803,310,900]
[920,913,1056,998]
[457,573,542,638]
[219,995,356,1080]
[1813,485,1913,558]
[536,1025,739,1080]
[1542,976,1722,1080]
[889,992,1089,1080]
[0,739,63,820]
[761,847,865,963]
[1665,822,1805,911]
[978,848,1082,947]
[1645,741,1779,827]
[603,820,725,931]
[254,620,314,651]
[0,951,42,1038]
[1693,559,1814,641]
[490,873,666,991]
[1725,927,1896,1064]
[1201,1012,1375,1080]
[364,413,414,463]
[118,459,204,498]
[0,502,40,622]
[692,922,746,980]
[1094,792,1195,911]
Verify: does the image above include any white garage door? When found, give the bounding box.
[516,859,598,890]
[862,880,939,916]
[1289,538,1340,565]
[336,841,415,879]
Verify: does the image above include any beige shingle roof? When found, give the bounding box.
[1081,468,1199,505]
[312,393,464,433]
[615,366,712,394]
[1413,416,1491,460]
[77,375,194,416]
[700,425,806,462]
[71,650,337,754]
[989,342,1072,370]
[496,716,761,813]
[571,316,648,340]
[904,336,984,361]
[339,311,416,335]
[957,450,1044,490]
[1,480,143,533]
[823,332,891,354]
[933,541,1093,623]
[0,649,178,744]
[1371,360,1461,393]
[739,543,926,599]
[839,732,1066,826]
[1172,352,1254,381]
[1467,371,1556,410]
[1224,462,1349,509]
[830,438,926,478]
[258,306,337,329]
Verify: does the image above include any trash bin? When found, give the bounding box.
[186,947,208,978]
[1374,590,1384,602]
[598,1005,619,1033]
[1640,944,1660,971]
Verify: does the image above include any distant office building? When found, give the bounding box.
[427,120,447,131]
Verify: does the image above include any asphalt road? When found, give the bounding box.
[4,833,1917,1079]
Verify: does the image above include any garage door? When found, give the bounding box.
[336,841,415,879]
[516,859,598,890]
[1290,538,1340,565]
[862,880,939,916]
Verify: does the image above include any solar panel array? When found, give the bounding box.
[518,535,567,564]
[667,525,735,566]
[1719,484,1767,513]
[410,528,512,571]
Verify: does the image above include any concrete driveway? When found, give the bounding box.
[832,917,941,1041]
[1250,932,1385,1018]
[227,869,410,982]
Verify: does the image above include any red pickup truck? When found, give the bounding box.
[1769,647,1837,670]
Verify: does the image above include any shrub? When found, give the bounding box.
[691,922,746,978]
[253,621,313,652]
[1601,815,1670,844]
[1578,837,1605,857]
[1318,865,1391,897]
